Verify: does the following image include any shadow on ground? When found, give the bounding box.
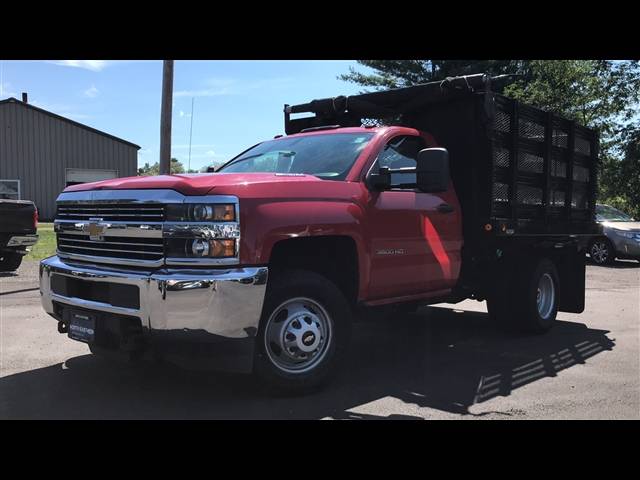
[0,307,615,419]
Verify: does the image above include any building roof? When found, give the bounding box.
[0,97,140,149]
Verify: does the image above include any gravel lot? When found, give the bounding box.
[1,258,638,419]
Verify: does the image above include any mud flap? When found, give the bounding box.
[557,248,586,314]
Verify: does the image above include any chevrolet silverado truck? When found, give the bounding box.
[1,199,38,272]
[39,74,599,392]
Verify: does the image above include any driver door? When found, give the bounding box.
[365,135,462,301]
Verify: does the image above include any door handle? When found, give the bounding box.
[437,203,454,214]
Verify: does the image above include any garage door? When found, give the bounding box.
[65,168,118,187]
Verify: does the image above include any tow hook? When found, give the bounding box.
[57,321,68,334]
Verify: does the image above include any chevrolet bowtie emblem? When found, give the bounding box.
[83,221,109,241]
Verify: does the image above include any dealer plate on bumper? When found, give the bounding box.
[66,310,96,343]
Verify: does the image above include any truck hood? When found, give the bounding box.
[63,172,324,196]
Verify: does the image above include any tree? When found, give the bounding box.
[600,125,640,218]
[138,158,185,176]
[340,60,640,214]
[339,60,523,90]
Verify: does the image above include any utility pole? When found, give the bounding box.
[159,60,174,175]
[188,97,194,172]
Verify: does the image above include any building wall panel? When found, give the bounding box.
[0,100,138,220]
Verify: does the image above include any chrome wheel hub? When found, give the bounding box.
[264,297,332,373]
[536,273,555,320]
[591,241,609,264]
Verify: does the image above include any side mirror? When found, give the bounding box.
[416,148,449,193]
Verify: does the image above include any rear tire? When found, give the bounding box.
[487,257,559,334]
[254,269,352,395]
[515,258,559,333]
[0,252,23,272]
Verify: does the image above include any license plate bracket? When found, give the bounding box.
[65,309,97,343]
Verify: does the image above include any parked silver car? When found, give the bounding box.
[589,204,640,265]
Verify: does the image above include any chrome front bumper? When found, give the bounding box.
[40,255,268,340]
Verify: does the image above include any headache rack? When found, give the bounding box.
[284,73,599,241]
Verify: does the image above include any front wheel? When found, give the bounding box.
[254,269,352,394]
[589,238,614,265]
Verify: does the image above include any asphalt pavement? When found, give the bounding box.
[1,259,638,419]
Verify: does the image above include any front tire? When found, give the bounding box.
[589,238,614,265]
[0,252,23,272]
[254,269,352,394]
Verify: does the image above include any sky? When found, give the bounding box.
[0,60,372,172]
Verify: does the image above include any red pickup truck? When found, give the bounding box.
[40,74,599,392]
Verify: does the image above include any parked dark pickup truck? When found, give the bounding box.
[0,199,38,271]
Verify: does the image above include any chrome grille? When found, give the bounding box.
[57,233,164,262]
[56,203,165,222]
[54,190,241,268]
[55,199,166,267]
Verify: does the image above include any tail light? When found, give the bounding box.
[34,208,38,229]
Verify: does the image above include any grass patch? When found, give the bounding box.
[26,223,56,261]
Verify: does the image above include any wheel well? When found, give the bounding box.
[527,246,587,314]
[268,236,359,307]
[483,244,587,314]
[589,235,613,247]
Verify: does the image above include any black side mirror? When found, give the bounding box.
[416,148,449,193]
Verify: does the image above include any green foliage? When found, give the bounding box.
[138,158,186,176]
[600,126,640,218]
[26,223,55,260]
[340,60,640,215]
[339,60,523,90]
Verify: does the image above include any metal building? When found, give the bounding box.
[0,95,139,220]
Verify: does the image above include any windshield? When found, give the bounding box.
[596,205,634,222]
[218,133,374,180]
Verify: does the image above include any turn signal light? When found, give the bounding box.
[210,239,235,257]
[191,204,236,222]
[191,239,235,258]
[213,204,235,222]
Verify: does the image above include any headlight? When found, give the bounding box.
[164,199,239,264]
[190,239,235,258]
[166,203,236,222]
[166,238,237,259]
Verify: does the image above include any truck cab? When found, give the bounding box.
[39,74,599,393]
